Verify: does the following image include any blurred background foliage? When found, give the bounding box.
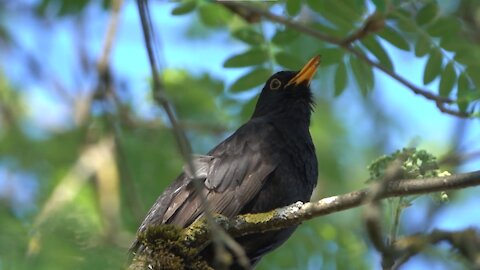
[0,0,480,269]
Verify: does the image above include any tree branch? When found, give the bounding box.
[135,1,249,268]
[219,2,470,118]
[183,170,480,249]
[130,168,480,269]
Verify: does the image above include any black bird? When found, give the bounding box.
[131,56,320,268]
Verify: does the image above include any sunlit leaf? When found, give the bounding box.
[232,27,263,45]
[361,36,394,71]
[318,47,344,66]
[306,0,356,32]
[198,3,231,27]
[440,34,469,52]
[454,46,480,66]
[223,48,269,68]
[390,10,417,32]
[272,28,300,45]
[286,0,302,16]
[426,17,460,37]
[415,35,431,57]
[378,26,410,51]
[334,62,347,96]
[457,72,470,112]
[274,52,304,70]
[466,66,480,87]
[423,50,443,84]
[439,62,456,97]
[171,1,197,15]
[350,56,373,95]
[416,1,439,26]
[57,0,89,16]
[230,68,271,92]
[372,0,386,13]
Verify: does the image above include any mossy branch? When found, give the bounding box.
[183,170,480,247]
[130,170,480,269]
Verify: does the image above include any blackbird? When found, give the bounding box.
[131,56,320,268]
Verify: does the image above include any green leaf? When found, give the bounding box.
[378,26,410,51]
[426,17,460,37]
[454,46,480,66]
[271,28,300,45]
[232,28,264,45]
[274,52,304,70]
[334,62,348,96]
[171,1,197,15]
[439,62,456,97]
[306,0,356,32]
[390,10,418,32]
[198,3,231,27]
[372,0,386,13]
[286,0,302,16]
[423,50,443,84]
[440,35,469,52]
[230,68,271,92]
[457,72,470,112]
[466,66,480,86]
[57,0,89,16]
[223,48,269,68]
[350,56,374,95]
[361,36,394,71]
[318,48,344,66]
[416,1,439,26]
[415,35,431,57]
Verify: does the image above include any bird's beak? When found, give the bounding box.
[287,55,321,87]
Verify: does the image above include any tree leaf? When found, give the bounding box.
[361,36,394,71]
[334,62,348,96]
[230,68,271,92]
[274,52,304,70]
[415,35,431,57]
[378,26,410,51]
[232,28,263,45]
[350,56,373,95]
[423,50,443,84]
[466,66,480,87]
[416,1,439,26]
[318,48,344,66]
[372,0,386,13]
[457,72,470,112]
[271,28,300,45]
[198,3,231,27]
[306,0,354,32]
[286,0,302,16]
[439,62,456,97]
[454,45,480,66]
[171,1,197,15]
[223,48,269,68]
[426,17,460,37]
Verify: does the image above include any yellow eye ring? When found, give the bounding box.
[270,78,282,90]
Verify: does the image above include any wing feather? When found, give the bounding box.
[135,119,280,238]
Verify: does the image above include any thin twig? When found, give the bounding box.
[135,1,249,268]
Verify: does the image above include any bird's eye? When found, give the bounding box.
[269,78,282,90]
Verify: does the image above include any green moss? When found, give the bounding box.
[242,210,275,224]
[134,224,212,270]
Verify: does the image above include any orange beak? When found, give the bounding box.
[286,55,321,87]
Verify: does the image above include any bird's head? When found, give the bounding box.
[252,55,320,119]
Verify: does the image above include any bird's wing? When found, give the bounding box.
[136,119,279,233]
